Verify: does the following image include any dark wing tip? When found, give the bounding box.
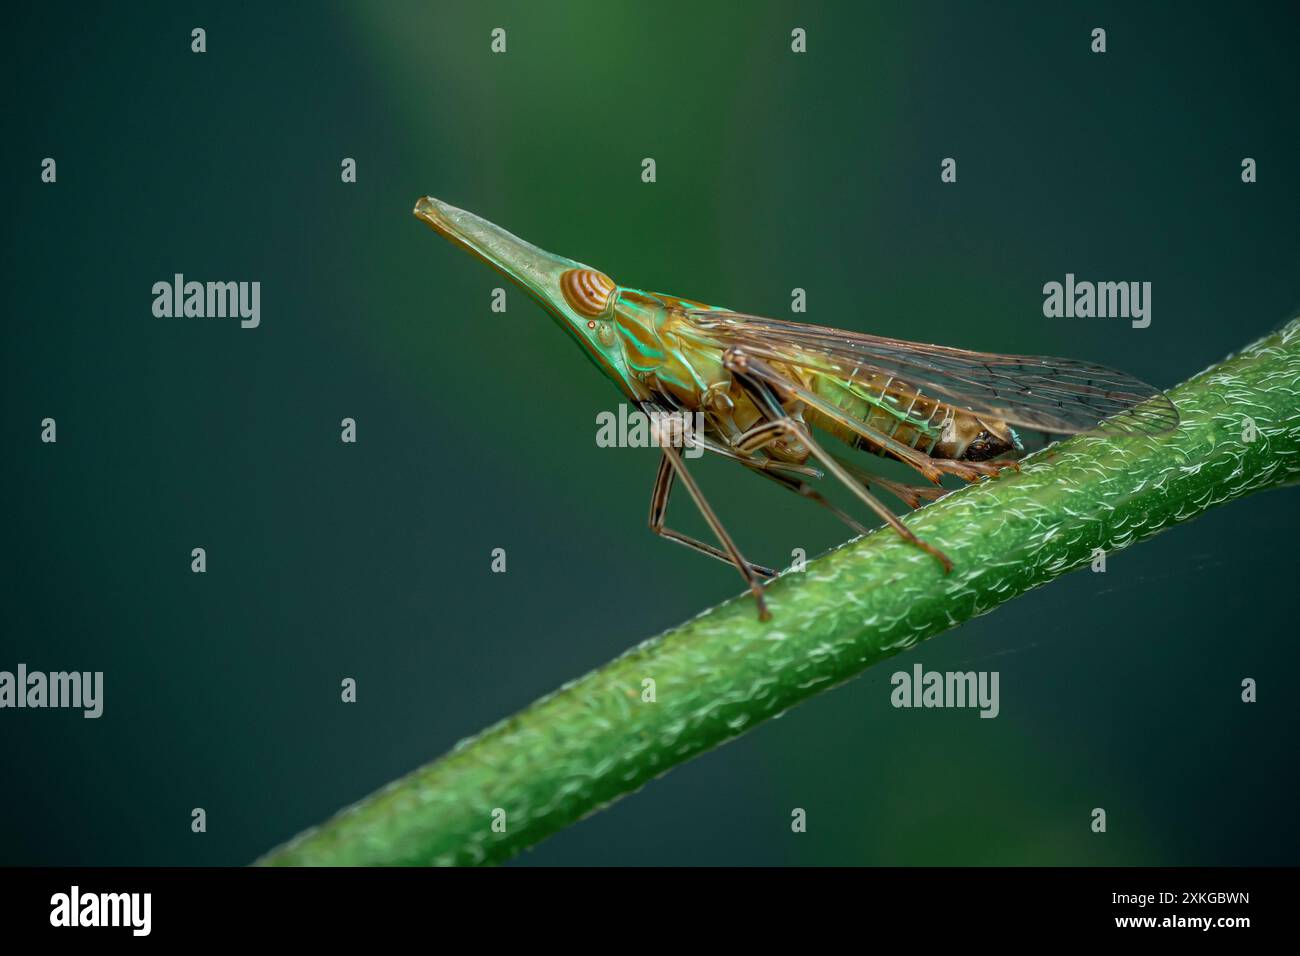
[1094,389,1181,436]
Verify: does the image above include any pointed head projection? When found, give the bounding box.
[413,196,628,391]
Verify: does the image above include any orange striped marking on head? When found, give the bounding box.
[561,269,615,317]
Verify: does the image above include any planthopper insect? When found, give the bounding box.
[413,196,1178,620]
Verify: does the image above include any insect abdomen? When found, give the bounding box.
[808,374,945,457]
[806,373,1020,462]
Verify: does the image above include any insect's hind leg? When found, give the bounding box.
[724,352,953,573]
[927,457,1022,482]
[749,466,873,538]
[648,448,776,619]
[735,419,953,573]
[829,454,948,510]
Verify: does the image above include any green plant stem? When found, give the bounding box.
[258,319,1300,866]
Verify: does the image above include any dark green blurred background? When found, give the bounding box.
[4,1,1298,865]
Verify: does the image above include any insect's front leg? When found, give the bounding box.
[648,452,778,579]
[647,445,775,620]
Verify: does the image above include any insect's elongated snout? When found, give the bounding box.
[414,196,566,280]
[414,194,629,389]
[414,196,599,318]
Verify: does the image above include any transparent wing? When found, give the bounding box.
[684,310,1179,435]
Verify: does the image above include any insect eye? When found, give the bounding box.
[561,268,615,317]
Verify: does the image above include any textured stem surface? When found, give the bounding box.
[259,319,1300,866]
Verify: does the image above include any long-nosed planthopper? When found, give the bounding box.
[414,196,1178,620]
